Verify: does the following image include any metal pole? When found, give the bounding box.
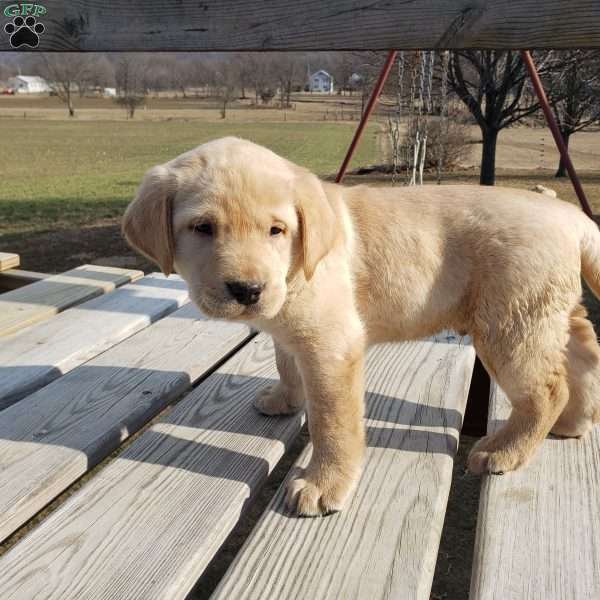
[336,50,397,183]
[521,50,594,220]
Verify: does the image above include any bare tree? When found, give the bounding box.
[73,56,100,98]
[542,50,600,177]
[348,52,387,114]
[39,54,93,117]
[188,59,212,97]
[166,56,193,98]
[448,51,546,185]
[327,53,357,95]
[113,54,148,118]
[87,55,115,90]
[234,54,254,99]
[243,53,274,104]
[272,54,301,108]
[214,58,238,118]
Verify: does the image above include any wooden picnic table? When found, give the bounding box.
[0,267,597,599]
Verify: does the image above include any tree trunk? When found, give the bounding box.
[67,89,75,117]
[480,128,499,186]
[555,130,571,178]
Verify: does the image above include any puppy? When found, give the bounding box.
[123,137,600,516]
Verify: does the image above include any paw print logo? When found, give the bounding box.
[5,16,45,48]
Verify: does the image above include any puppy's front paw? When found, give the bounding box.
[254,383,303,416]
[467,434,530,475]
[285,468,357,517]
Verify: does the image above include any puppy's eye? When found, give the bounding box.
[194,222,214,236]
[270,226,284,236]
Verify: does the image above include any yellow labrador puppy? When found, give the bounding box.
[123,137,600,516]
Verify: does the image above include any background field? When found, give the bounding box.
[0,119,378,235]
[0,115,380,272]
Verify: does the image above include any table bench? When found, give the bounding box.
[0,271,597,599]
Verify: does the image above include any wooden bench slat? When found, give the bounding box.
[0,274,189,410]
[6,2,600,51]
[0,264,143,337]
[0,303,252,543]
[469,384,600,600]
[213,338,476,600]
[0,335,300,599]
[0,253,19,272]
[0,337,474,600]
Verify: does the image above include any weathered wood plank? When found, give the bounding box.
[0,269,50,292]
[0,303,252,543]
[0,265,143,338]
[213,338,476,600]
[0,337,474,600]
[2,1,600,51]
[0,274,189,410]
[469,384,600,600]
[0,253,19,272]
[0,334,296,599]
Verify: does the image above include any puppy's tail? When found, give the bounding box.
[580,217,600,299]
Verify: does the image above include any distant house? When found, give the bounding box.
[103,87,117,97]
[308,70,334,94]
[7,75,51,94]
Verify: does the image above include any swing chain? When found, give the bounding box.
[437,50,450,184]
[389,51,405,185]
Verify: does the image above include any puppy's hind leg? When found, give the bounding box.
[553,304,600,437]
[469,328,570,475]
[254,341,305,416]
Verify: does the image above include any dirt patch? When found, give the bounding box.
[0,220,152,274]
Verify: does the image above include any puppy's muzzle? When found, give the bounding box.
[226,280,265,306]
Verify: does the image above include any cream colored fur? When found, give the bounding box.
[123,137,600,516]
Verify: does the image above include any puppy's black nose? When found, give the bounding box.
[226,281,264,305]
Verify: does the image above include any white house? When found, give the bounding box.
[103,87,117,97]
[308,70,334,94]
[7,75,51,94]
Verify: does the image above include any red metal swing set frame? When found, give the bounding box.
[335,49,594,222]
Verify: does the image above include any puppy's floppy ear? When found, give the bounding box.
[122,165,176,276]
[295,173,337,280]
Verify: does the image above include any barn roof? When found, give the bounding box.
[12,76,48,84]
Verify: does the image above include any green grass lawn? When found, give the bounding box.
[0,120,379,236]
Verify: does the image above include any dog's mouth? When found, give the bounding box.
[185,279,287,322]
[201,295,285,323]
[192,291,246,319]
[190,290,265,321]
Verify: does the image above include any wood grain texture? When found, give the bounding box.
[0,274,190,410]
[212,339,476,600]
[0,302,252,543]
[0,334,303,599]
[0,264,143,338]
[0,269,50,292]
[469,384,600,600]
[0,253,19,272]
[2,1,600,51]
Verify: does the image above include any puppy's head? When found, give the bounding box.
[123,137,337,321]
